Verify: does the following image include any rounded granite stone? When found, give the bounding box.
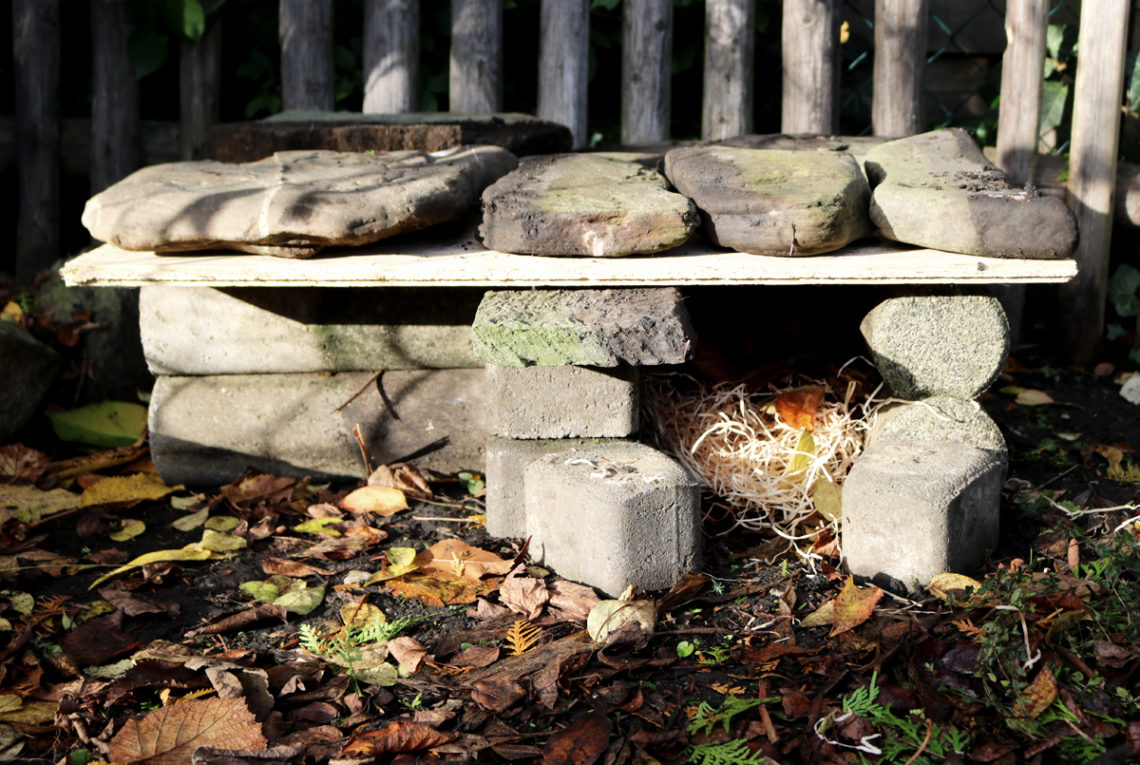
[869,396,1007,456]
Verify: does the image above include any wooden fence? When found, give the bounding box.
[7,0,1134,363]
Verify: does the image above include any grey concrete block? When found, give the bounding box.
[0,323,60,442]
[140,286,482,375]
[860,294,1009,400]
[149,369,486,485]
[842,439,1004,589]
[485,436,624,538]
[472,288,695,367]
[869,397,1007,458]
[524,441,701,596]
[487,364,639,439]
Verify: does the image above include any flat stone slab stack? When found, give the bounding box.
[140,286,489,484]
[475,288,702,595]
[82,147,517,258]
[843,293,1012,589]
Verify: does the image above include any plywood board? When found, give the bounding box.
[61,235,1078,288]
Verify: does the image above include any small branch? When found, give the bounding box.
[352,423,374,475]
[334,371,381,413]
[901,719,933,765]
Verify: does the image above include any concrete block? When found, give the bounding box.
[484,436,624,538]
[149,369,486,485]
[0,323,60,442]
[860,294,1009,400]
[868,397,1007,458]
[524,441,701,595]
[487,364,639,439]
[842,439,1004,589]
[140,286,482,375]
[472,288,695,367]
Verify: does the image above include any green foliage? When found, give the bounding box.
[235,49,280,118]
[682,739,764,765]
[1108,264,1140,319]
[457,471,485,497]
[126,0,223,80]
[687,696,772,736]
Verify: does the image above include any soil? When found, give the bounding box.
[2,310,1140,763]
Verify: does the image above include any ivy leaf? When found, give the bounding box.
[162,0,206,42]
[126,27,168,80]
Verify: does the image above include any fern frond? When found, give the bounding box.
[505,619,542,655]
[683,739,765,765]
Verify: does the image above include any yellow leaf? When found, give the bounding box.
[294,517,344,536]
[80,473,181,508]
[1013,665,1057,719]
[928,572,984,603]
[786,429,815,476]
[1015,389,1055,406]
[365,546,419,585]
[340,486,409,516]
[204,515,240,532]
[89,544,213,589]
[0,485,81,524]
[800,600,834,628]
[197,529,247,553]
[1,301,23,323]
[830,577,883,636]
[172,508,209,532]
[109,519,146,542]
[340,601,387,631]
[811,475,842,522]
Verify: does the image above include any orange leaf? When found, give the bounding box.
[386,574,485,607]
[775,387,825,432]
[1014,665,1058,719]
[108,697,266,765]
[341,721,457,755]
[543,711,612,765]
[416,538,514,582]
[829,577,883,636]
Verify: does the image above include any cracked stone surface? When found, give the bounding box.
[82,147,517,258]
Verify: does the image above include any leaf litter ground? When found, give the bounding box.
[2,348,1140,763]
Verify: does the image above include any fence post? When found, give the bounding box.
[872,0,927,136]
[180,20,222,159]
[622,0,672,144]
[450,0,502,113]
[1060,0,1128,364]
[780,0,837,135]
[12,0,60,283]
[91,0,141,194]
[539,0,588,148]
[703,0,754,140]
[364,0,419,113]
[279,0,334,111]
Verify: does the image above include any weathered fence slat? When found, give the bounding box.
[279,0,334,111]
[91,0,140,194]
[872,0,927,136]
[450,0,502,113]
[622,0,672,144]
[364,0,419,113]
[704,0,754,140]
[1060,0,1129,363]
[539,0,588,148]
[996,0,1047,186]
[780,0,837,135]
[180,21,222,160]
[12,0,60,282]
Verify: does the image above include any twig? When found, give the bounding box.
[1033,464,1079,491]
[334,371,382,413]
[352,424,373,475]
[1111,514,1140,534]
[901,719,934,765]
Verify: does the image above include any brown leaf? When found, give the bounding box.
[388,637,428,674]
[471,678,527,712]
[547,579,600,623]
[341,721,458,755]
[416,538,514,582]
[452,644,500,669]
[221,473,295,511]
[259,557,334,577]
[542,711,612,765]
[500,574,550,620]
[368,462,433,501]
[1014,665,1057,719]
[186,604,287,636]
[109,697,266,765]
[60,613,136,667]
[655,572,707,612]
[774,386,825,432]
[830,577,883,636]
[0,444,50,483]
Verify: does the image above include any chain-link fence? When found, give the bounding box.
[837,0,1081,155]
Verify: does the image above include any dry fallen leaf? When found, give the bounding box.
[339,486,409,516]
[773,386,825,432]
[830,577,882,636]
[1014,665,1057,719]
[368,462,433,500]
[108,697,266,765]
[79,473,181,508]
[0,444,50,483]
[341,721,457,755]
[1015,389,1056,406]
[542,711,612,765]
[928,572,984,603]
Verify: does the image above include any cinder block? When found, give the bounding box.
[472,288,695,367]
[485,436,625,538]
[149,369,486,485]
[842,439,1004,589]
[868,397,1007,458]
[524,441,701,595]
[487,364,639,439]
[140,286,482,375]
[860,294,1009,400]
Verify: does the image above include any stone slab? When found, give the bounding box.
[842,439,1004,589]
[868,396,1007,457]
[863,128,1078,258]
[82,146,517,258]
[139,286,482,375]
[0,322,61,442]
[472,288,694,367]
[484,436,624,538]
[524,441,701,595]
[861,294,1010,400]
[206,111,572,162]
[149,369,486,485]
[479,153,698,256]
[486,364,639,438]
[663,145,872,255]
